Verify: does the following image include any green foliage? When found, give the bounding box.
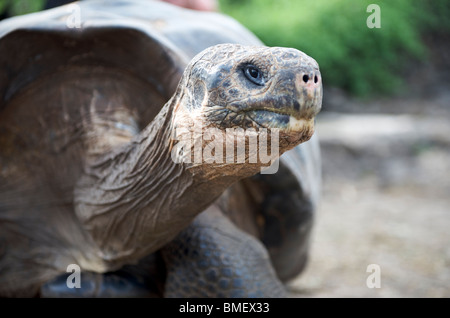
[0,0,46,17]
[219,0,450,96]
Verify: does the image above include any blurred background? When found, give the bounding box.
[1,0,449,297]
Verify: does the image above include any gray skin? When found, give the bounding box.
[0,0,322,297]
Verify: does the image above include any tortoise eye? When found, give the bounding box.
[244,65,265,86]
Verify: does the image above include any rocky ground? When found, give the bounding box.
[288,81,450,297]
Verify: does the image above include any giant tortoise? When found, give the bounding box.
[0,0,322,297]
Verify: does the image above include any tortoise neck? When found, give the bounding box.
[73,97,240,270]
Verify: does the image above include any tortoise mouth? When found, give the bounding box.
[244,109,315,133]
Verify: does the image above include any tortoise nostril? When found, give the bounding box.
[302,74,309,83]
[314,75,318,83]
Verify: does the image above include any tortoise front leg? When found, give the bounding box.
[161,206,286,298]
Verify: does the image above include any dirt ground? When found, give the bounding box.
[288,85,450,297]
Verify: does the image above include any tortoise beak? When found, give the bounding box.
[293,69,323,121]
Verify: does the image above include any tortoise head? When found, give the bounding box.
[177,43,321,131]
[171,44,322,171]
